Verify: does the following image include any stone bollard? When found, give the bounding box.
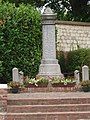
[12,68,19,82]
[82,65,89,81]
[19,71,24,84]
[74,70,80,85]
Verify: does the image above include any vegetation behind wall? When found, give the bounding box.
[57,48,90,78]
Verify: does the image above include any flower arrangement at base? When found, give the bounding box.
[51,77,76,87]
[51,77,62,87]
[8,81,21,93]
[23,77,49,88]
[80,80,90,92]
[23,78,38,88]
[36,77,49,87]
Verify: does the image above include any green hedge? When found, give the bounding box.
[57,48,90,77]
[66,48,90,72]
[0,2,42,83]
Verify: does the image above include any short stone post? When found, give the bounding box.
[82,65,89,81]
[74,70,80,85]
[19,71,24,84]
[12,68,19,82]
[38,7,63,78]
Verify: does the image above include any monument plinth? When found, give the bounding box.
[38,7,63,78]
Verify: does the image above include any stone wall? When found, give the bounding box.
[56,21,90,51]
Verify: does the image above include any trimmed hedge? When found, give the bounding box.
[57,48,90,77]
[0,2,42,82]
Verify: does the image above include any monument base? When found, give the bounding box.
[38,59,64,79]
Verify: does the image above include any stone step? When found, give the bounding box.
[7,92,90,119]
[7,97,90,105]
[7,111,90,120]
[0,100,7,112]
[7,92,90,105]
[0,113,7,120]
[0,105,6,112]
[78,119,90,120]
[0,90,7,113]
[19,87,77,93]
[7,104,90,113]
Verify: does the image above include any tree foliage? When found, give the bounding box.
[2,0,90,22]
[2,0,44,7]
[69,0,90,21]
[49,0,90,22]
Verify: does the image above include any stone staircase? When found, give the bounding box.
[7,92,90,120]
[0,89,7,120]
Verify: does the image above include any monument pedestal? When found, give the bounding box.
[38,59,63,78]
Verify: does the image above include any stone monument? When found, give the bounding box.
[38,7,63,78]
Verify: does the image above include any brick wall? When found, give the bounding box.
[56,21,90,51]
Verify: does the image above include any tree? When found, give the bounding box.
[69,0,90,21]
[2,0,44,7]
[49,0,90,22]
[2,0,90,22]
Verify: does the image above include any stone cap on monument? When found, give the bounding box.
[43,7,53,14]
[42,7,57,20]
